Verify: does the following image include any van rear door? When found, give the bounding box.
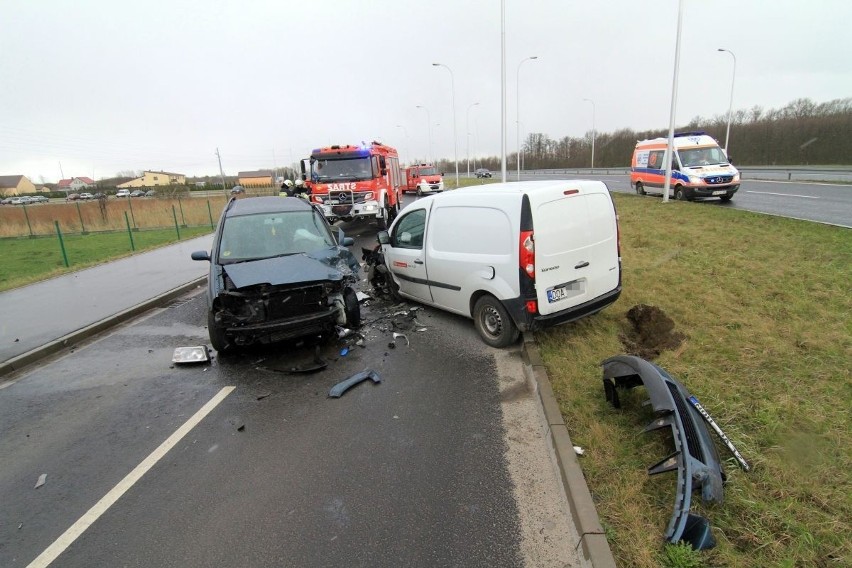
[529,183,619,316]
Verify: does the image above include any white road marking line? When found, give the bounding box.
[748,178,848,187]
[27,386,236,568]
[745,191,819,199]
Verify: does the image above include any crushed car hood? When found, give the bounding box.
[221,249,358,289]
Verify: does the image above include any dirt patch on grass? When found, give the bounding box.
[619,304,686,360]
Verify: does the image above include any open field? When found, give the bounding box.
[538,193,851,567]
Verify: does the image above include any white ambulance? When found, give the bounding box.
[630,131,740,201]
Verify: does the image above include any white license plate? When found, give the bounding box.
[712,190,726,196]
[547,286,569,303]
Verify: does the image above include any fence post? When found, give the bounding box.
[76,201,87,234]
[23,203,34,238]
[127,196,137,230]
[172,205,181,240]
[124,211,135,251]
[207,200,214,229]
[54,221,69,267]
[177,196,187,227]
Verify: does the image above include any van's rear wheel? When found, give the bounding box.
[473,295,520,348]
[635,181,646,195]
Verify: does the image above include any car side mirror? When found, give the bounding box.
[377,231,390,245]
[191,250,210,262]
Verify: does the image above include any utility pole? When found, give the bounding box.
[215,148,227,191]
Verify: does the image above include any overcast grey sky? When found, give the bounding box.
[2,0,850,181]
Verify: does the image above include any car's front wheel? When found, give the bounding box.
[343,287,361,328]
[473,295,520,348]
[207,311,232,354]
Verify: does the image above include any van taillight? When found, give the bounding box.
[526,300,538,314]
[520,230,535,278]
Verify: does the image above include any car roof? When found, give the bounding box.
[224,196,314,218]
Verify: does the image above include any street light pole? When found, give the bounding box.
[415,105,432,164]
[433,63,459,188]
[500,0,507,183]
[583,98,596,170]
[718,48,737,156]
[516,56,538,181]
[466,102,480,178]
[662,0,684,203]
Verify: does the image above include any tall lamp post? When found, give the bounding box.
[516,56,538,181]
[415,105,432,164]
[432,63,459,188]
[582,98,596,170]
[718,48,737,156]
[662,0,684,204]
[466,102,480,177]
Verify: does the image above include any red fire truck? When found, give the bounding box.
[402,163,444,195]
[301,141,403,228]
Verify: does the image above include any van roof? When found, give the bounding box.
[416,180,609,204]
[635,134,720,149]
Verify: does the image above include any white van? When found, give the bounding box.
[377,180,622,347]
[630,131,740,201]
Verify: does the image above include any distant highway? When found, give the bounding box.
[518,170,851,228]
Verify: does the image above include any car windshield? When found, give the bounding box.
[418,167,438,176]
[217,210,335,263]
[679,146,728,168]
[312,157,373,182]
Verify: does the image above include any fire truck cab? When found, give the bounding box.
[302,141,403,228]
[403,163,444,195]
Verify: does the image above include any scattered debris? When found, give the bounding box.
[337,328,355,339]
[388,342,396,349]
[393,332,409,346]
[573,446,585,456]
[172,346,210,364]
[340,347,349,356]
[256,393,272,401]
[18,523,22,530]
[328,369,382,398]
[356,291,371,302]
[355,339,365,348]
[34,474,46,489]
[416,327,427,332]
[688,395,750,471]
[237,424,245,432]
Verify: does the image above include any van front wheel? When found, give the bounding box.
[473,295,520,348]
[675,186,688,201]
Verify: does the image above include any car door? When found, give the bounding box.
[382,206,433,303]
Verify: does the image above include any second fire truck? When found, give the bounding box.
[301,141,403,228]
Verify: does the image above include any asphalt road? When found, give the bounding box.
[0,212,585,568]
[519,171,851,227]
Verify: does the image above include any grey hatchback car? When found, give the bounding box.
[191,196,361,353]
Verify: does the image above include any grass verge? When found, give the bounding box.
[0,226,212,292]
[537,193,851,567]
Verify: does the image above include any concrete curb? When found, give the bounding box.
[522,332,618,568]
[0,277,206,379]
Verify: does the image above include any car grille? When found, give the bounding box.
[705,175,733,184]
[667,381,706,463]
[266,284,326,319]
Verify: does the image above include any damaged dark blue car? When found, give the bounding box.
[192,197,361,353]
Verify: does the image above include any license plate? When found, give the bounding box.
[547,286,569,303]
[712,190,726,196]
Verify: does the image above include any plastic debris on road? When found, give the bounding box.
[34,474,46,489]
[328,369,382,398]
[393,332,409,346]
[172,345,210,364]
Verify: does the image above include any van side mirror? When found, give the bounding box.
[377,231,390,245]
[379,156,386,169]
[727,155,734,164]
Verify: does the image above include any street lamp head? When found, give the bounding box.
[432,63,441,66]
[530,56,538,60]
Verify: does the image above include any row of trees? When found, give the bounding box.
[434,97,852,171]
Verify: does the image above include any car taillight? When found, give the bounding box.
[519,230,535,278]
[526,300,538,314]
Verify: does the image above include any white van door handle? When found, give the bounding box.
[575,261,590,269]
[414,259,424,265]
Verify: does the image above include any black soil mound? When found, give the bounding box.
[619,304,686,360]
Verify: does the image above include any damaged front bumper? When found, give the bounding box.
[602,355,724,550]
[214,282,348,346]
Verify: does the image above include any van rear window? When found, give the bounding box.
[430,206,511,255]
